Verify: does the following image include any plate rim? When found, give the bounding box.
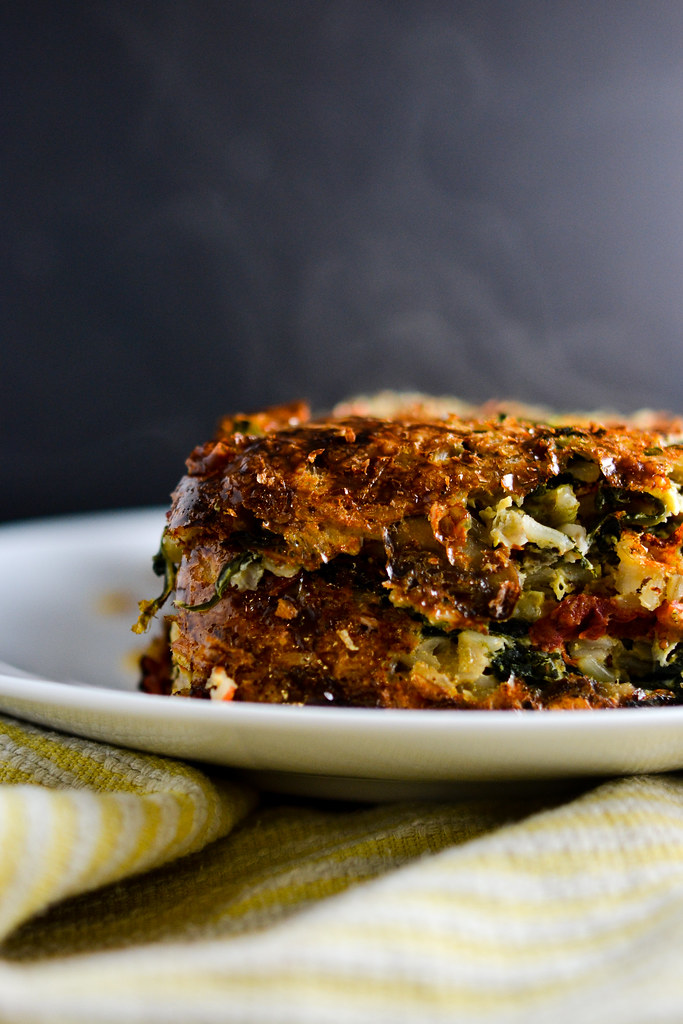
[2,506,683,793]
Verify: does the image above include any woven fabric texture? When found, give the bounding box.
[0,715,682,1023]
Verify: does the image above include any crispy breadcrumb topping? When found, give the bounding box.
[137,395,683,709]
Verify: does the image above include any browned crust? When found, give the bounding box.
[138,398,683,709]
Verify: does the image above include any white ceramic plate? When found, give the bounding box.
[1,508,683,800]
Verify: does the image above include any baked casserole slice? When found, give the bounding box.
[135,396,683,709]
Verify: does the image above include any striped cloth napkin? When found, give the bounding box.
[0,715,682,1022]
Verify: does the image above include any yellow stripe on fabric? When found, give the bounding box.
[0,717,229,810]
[322,880,683,969]
[0,939,655,1024]
[198,801,507,927]
[81,790,196,895]
[34,790,186,914]
[212,791,683,924]
[518,804,683,848]
[0,721,78,788]
[0,718,144,793]
[0,718,203,882]
[86,794,169,896]
[6,800,683,1020]
[0,715,255,845]
[0,793,27,922]
[0,718,256,947]
[79,793,127,893]
[0,787,217,940]
[0,799,517,959]
[289,904,683,1010]
[509,779,683,836]
[98,795,155,887]
[5,777,683,1022]
[222,846,683,941]
[217,838,451,925]
[80,786,227,896]
[0,765,41,787]
[121,794,165,876]
[414,831,683,887]
[59,888,683,1017]
[0,793,80,939]
[401,862,683,926]
[448,823,683,882]
[225,799,512,866]
[217,870,361,925]
[107,793,187,882]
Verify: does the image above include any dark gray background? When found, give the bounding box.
[4,1,683,521]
